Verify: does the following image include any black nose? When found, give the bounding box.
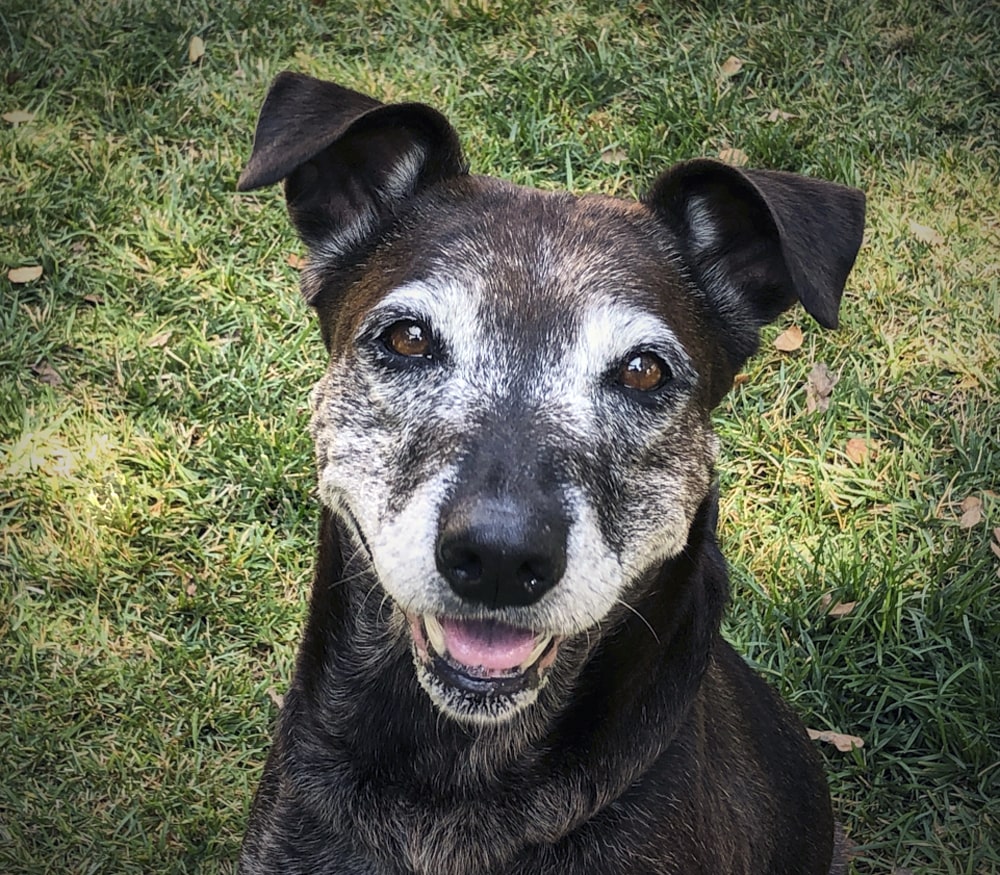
[436,495,568,608]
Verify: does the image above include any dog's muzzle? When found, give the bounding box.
[404,490,568,720]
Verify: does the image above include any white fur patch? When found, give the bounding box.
[311,209,378,264]
[361,277,485,371]
[365,466,457,612]
[566,299,689,383]
[685,194,720,252]
[378,144,427,201]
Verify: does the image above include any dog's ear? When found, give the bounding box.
[237,72,466,258]
[644,159,865,367]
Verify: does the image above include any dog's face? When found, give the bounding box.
[308,186,720,721]
[239,73,865,725]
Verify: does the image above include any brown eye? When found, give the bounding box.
[618,352,669,392]
[384,320,432,358]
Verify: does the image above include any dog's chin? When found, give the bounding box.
[405,613,561,724]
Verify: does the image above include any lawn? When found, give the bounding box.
[1,1,997,872]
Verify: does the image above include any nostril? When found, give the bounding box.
[449,550,482,585]
[516,558,552,594]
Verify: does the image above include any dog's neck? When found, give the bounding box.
[277,490,728,866]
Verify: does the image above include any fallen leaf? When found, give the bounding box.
[774,324,804,352]
[600,145,626,164]
[30,361,63,385]
[845,438,870,464]
[2,109,35,124]
[719,56,744,78]
[188,35,205,64]
[805,362,838,413]
[766,109,797,122]
[287,253,307,270]
[989,539,1000,560]
[808,728,864,752]
[909,219,944,246]
[718,147,749,166]
[267,687,285,710]
[82,293,104,306]
[958,495,983,528]
[827,601,857,618]
[185,581,197,597]
[732,373,750,386]
[147,330,173,349]
[8,265,44,283]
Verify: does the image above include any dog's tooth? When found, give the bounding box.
[423,614,446,655]
[520,635,552,670]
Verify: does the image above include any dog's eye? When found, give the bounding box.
[383,320,433,358]
[618,352,670,392]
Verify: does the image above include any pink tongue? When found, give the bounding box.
[440,618,539,672]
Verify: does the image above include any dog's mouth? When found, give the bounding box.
[407,612,560,701]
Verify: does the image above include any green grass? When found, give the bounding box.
[1,0,997,872]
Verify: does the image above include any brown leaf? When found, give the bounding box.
[185,580,197,597]
[958,495,983,528]
[718,147,749,167]
[909,219,944,246]
[600,146,626,164]
[2,109,35,124]
[286,253,307,270]
[732,373,750,386]
[807,728,864,752]
[267,687,285,710]
[147,330,173,349]
[188,35,205,64]
[30,361,63,386]
[766,109,797,122]
[989,538,1000,560]
[8,265,43,283]
[845,438,870,464]
[805,363,837,414]
[82,293,104,306]
[774,324,804,352]
[719,56,744,78]
[827,601,857,618]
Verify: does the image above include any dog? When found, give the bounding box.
[235,72,865,874]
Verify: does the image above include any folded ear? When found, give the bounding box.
[238,72,466,264]
[643,159,865,368]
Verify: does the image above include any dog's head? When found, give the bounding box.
[239,73,865,725]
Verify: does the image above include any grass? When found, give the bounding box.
[1,0,997,872]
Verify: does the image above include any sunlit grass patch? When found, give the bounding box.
[2,0,997,871]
